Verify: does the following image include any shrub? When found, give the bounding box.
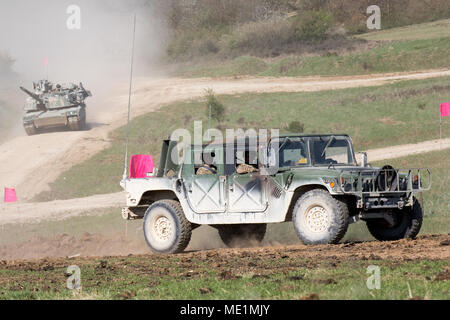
[291,10,335,42]
[205,89,226,123]
[227,18,293,52]
[287,121,305,133]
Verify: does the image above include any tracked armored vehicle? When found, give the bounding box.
[121,134,431,254]
[20,80,92,135]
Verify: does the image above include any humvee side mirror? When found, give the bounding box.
[357,152,368,167]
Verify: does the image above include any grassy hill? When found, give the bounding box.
[163,0,450,61]
[161,1,450,78]
[174,37,450,78]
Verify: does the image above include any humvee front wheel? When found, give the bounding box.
[293,189,349,245]
[143,200,192,254]
[217,224,267,248]
[366,197,423,241]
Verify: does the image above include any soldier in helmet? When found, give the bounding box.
[236,151,258,174]
[196,152,218,175]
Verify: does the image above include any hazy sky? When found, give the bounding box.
[0,0,167,85]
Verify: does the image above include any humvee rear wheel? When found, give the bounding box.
[293,189,349,245]
[366,197,423,241]
[143,200,192,254]
[24,125,37,136]
[217,224,267,248]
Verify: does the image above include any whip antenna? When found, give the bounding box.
[123,14,137,181]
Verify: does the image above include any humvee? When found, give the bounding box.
[120,134,431,254]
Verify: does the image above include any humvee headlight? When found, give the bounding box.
[323,178,337,189]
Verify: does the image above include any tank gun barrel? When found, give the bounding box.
[20,86,47,111]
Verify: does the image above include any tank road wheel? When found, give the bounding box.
[68,117,81,131]
[293,189,349,245]
[217,224,267,248]
[143,200,192,254]
[24,124,37,136]
[367,197,423,241]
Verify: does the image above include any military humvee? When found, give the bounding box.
[120,134,431,254]
[20,80,91,135]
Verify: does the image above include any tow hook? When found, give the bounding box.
[397,201,405,210]
[122,207,139,221]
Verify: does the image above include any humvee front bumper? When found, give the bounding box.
[338,168,431,210]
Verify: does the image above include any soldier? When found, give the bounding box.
[196,163,217,175]
[236,151,258,174]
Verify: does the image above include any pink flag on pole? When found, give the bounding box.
[130,155,155,179]
[44,57,49,66]
[4,188,17,203]
[441,103,450,117]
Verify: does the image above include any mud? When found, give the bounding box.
[0,234,448,266]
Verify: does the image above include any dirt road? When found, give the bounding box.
[1,69,450,225]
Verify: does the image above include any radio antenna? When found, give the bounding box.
[123,14,137,181]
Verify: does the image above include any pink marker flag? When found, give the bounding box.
[4,188,17,203]
[129,155,155,179]
[44,57,49,66]
[441,103,450,118]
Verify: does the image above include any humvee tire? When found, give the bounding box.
[24,125,37,136]
[143,200,192,254]
[217,224,267,248]
[366,197,423,241]
[293,189,349,245]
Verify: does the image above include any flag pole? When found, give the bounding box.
[439,114,442,150]
[123,14,137,182]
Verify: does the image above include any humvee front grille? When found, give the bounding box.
[339,168,431,195]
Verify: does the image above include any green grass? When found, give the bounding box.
[0,257,447,300]
[174,37,450,78]
[357,19,450,41]
[33,75,450,201]
[374,149,450,235]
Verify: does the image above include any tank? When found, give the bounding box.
[20,80,92,135]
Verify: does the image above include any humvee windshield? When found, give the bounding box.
[310,136,356,166]
[270,136,356,168]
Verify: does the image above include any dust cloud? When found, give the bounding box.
[0,0,168,139]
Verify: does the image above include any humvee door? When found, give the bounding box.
[182,145,226,213]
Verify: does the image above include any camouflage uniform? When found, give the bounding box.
[197,164,217,175]
[236,163,258,174]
